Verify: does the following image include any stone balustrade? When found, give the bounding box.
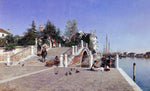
[9,46,37,65]
[58,40,92,68]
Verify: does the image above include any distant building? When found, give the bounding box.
[39,25,44,31]
[0,28,10,38]
[79,31,98,53]
[127,52,136,57]
[136,54,144,58]
[123,52,127,57]
[89,32,97,52]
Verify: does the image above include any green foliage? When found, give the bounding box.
[81,34,96,53]
[18,20,37,46]
[43,20,56,39]
[82,34,90,46]
[42,21,64,44]
[64,41,76,47]
[13,35,19,44]
[5,43,16,50]
[5,34,14,44]
[64,19,78,41]
[0,38,7,47]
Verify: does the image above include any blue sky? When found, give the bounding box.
[0,0,150,53]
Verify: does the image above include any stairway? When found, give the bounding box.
[18,47,70,66]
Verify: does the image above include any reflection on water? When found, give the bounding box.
[119,58,150,91]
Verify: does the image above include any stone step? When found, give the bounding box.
[20,47,71,66]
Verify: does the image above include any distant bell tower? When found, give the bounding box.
[39,25,43,31]
[8,29,10,33]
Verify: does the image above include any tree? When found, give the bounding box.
[43,20,55,38]
[21,20,37,45]
[64,19,78,41]
[5,34,14,44]
[14,35,19,44]
[0,38,7,47]
[43,20,64,44]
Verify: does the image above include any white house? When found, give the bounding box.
[0,28,10,38]
[89,32,98,52]
[79,31,98,53]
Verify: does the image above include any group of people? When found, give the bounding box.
[91,57,112,72]
[45,56,60,67]
[37,42,60,66]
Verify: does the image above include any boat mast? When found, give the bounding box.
[108,41,110,54]
[106,34,108,54]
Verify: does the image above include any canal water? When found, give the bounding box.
[119,58,150,91]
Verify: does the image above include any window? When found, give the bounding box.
[2,34,4,37]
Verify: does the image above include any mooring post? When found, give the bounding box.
[115,54,119,69]
[133,63,136,82]
[59,54,63,67]
[72,46,75,55]
[7,55,10,66]
[86,43,88,48]
[48,37,52,48]
[90,51,93,68]
[75,45,77,55]
[59,43,61,47]
[65,54,68,67]
[35,38,37,46]
[81,40,83,48]
[31,46,34,55]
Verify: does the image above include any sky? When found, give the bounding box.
[0,0,150,53]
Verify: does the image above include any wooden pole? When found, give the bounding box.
[133,63,136,82]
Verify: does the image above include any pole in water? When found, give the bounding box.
[133,63,136,82]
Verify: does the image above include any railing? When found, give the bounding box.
[58,40,92,67]
[10,46,37,62]
[62,48,72,66]
[10,47,31,62]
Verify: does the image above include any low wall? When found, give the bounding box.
[118,68,142,91]
[0,46,25,55]
[10,47,31,62]
[0,46,37,65]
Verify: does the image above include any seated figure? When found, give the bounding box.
[91,60,104,72]
[46,56,60,67]
[53,56,60,66]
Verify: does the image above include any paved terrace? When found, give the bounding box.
[0,67,134,91]
[0,47,136,91]
[0,47,70,80]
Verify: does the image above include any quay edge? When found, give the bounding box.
[118,68,142,91]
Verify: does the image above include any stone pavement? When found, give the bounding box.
[0,68,134,91]
[0,47,70,80]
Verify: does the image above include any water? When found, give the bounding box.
[119,58,150,91]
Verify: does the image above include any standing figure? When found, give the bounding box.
[41,46,47,62]
[37,43,41,56]
[53,39,56,48]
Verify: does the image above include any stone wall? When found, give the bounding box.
[10,46,37,62]
[10,47,31,62]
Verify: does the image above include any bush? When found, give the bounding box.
[64,41,76,47]
[5,43,16,50]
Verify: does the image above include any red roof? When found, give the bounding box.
[0,28,10,34]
